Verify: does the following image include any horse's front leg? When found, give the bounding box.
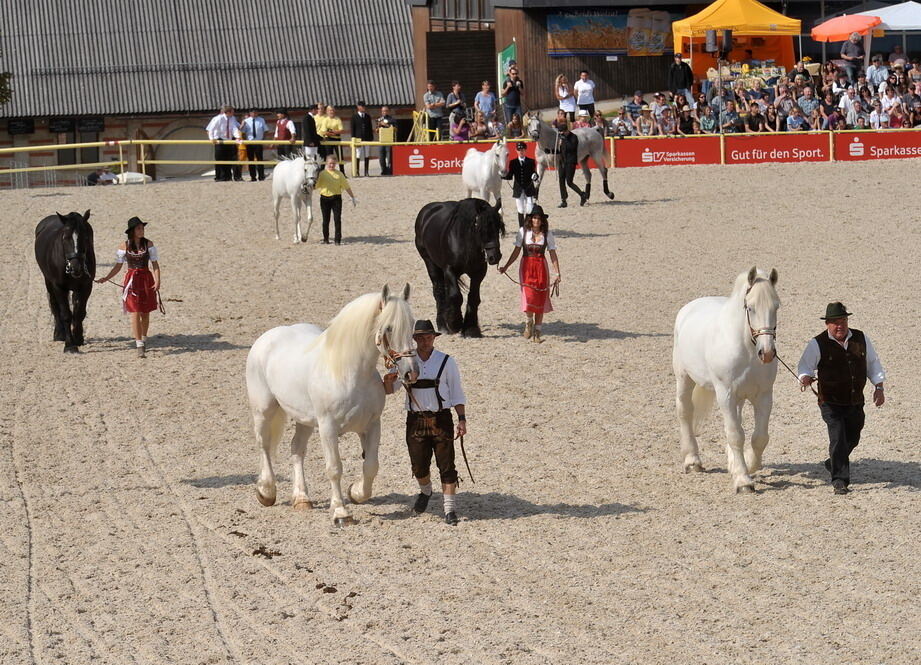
[443,267,464,334]
[745,392,773,474]
[717,388,755,493]
[45,280,65,342]
[318,420,353,524]
[461,264,486,337]
[52,285,77,352]
[303,189,314,242]
[71,284,90,346]
[290,422,314,509]
[349,420,380,504]
[291,193,302,243]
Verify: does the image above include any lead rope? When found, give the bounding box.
[500,269,560,297]
[775,351,819,396]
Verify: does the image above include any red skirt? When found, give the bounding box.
[519,255,552,314]
[123,268,158,313]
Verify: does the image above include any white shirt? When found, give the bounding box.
[514,228,557,251]
[796,330,885,385]
[838,94,856,114]
[116,245,160,262]
[573,79,596,105]
[558,85,577,112]
[402,349,465,412]
[241,116,267,140]
[206,113,240,140]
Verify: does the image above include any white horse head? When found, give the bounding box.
[302,157,320,192]
[493,138,509,178]
[739,266,779,363]
[526,112,544,141]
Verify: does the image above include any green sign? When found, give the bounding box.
[497,41,517,89]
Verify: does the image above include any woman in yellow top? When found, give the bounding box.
[316,153,356,244]
[323,105,345,172]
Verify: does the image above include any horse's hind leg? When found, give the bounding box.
[745,393,773,474]
[461,265,486,337]
[272,194,282,240]
[45,280,64,342]
[676,372,703,472]
[443,267,464,334]
[717,389,755,493]
[423,259,449,333]
[290,422,314,509]
[253,404,286,506]
[580,158,592,202]
[348,420,380,504]
[599,163,615,200]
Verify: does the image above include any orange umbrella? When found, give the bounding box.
[811,14,882,42]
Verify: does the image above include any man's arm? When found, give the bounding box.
[797,338,820,385]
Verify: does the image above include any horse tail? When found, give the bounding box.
[691,385,715,435]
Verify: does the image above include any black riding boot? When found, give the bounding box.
[517,213,525,227]
[363,157,370,177]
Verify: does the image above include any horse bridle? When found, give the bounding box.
[376,331,416,369]
[744,291,777,346]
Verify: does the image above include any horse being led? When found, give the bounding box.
[461,138,508,207]
[246,285,418,525]
[34,210,95,353]
[672,267,779,493]
[271,155,320,243]
[415,198,504,336]
[526,112,615,202]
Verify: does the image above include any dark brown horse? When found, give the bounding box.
[414,198,504,337]
[35,211,95,352]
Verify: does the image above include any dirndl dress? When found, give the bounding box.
[118,242,159,313]
[516,229,555,314]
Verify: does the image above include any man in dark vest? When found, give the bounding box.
[502,141,539,227]
[556,122,587,208]
[351,101,374,177]
[797,302,886,494]
[383,320,467,525]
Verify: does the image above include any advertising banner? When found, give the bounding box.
[546,12,679,57]
[392,142,536,176]
[724,133,830,165]
[497,42,517,89]
[614,136,721,168]
[834,130,921,161]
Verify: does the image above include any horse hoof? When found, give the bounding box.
[461,328,483,338]
[63,346,79,354]
[256,488,276,506]
[53,334,65,342]
[736,485,756,494]
[684,463,705,473]
[292,499,313,511]
[334,516,356,527]
[606,192,616,200]
[347,483,367,504]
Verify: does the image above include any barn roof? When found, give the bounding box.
[0,0,414,118]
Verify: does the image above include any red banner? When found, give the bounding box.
[724,132,830,164]
[614,137,721,168]
[834,130,921,161]
[392,142,537,175]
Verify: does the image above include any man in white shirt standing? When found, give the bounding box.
[205,105,240,181]
[797,302,885,495]
[573,70,597,117]
[384,319,467,525]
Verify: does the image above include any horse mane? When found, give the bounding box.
[731,269,779,309]
[315,292,414,379]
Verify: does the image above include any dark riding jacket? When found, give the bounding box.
[503,156,538,198]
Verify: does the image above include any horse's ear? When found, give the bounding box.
[83,209,91,221]
[402,283,411,301]
[747,266,757,286]
[769,268,778,285]
[380,284,390,307]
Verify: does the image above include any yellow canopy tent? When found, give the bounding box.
[672,0,802,82]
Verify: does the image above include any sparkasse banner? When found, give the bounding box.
[724,133,830,165]
[614,136,721,168]
[392,142,537,175]
[834,130,921,162]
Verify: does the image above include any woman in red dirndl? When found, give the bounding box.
[96,217,161,357]
[498,205,561,343]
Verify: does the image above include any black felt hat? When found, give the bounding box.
[124,216,147,235]
[528,205,549,221]
[413,320,441,336]
[821,302,852,320]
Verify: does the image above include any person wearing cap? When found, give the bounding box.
[572,108,591,129]
[555,122,586,208]
[624,90,645,120]
[383,320,466,525]
[501,141,538,227]
[498,205,560,343]
[273,109,297,159]
[635,105,657,136]
[797,303,885,495]
[303,103,321,161]
[351,101,374,177]
[95,217,161,358]
[667,53,694,109]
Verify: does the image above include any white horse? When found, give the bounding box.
[461,138,508,207]
[245,284,419,525]
[672,267,780,493]
[271,155,320,243]
[526,112,615,202]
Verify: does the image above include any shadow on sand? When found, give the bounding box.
[341,235,406,245]
[765,458,921,491]
[183,474,257,489]
[85,333,247,355]
[492,321,668,342]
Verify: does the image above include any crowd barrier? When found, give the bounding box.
[2,131,921,185]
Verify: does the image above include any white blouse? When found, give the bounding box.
[514,228,557,251]
[116,245,160,263]
[558,85,577,112]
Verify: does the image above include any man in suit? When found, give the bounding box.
[302,103,321,161]
[556,122,587,208]
[502,141,538,227]
[351,101,374,177]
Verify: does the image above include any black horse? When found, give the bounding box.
[34,210,95,353]
[414,198,504,337]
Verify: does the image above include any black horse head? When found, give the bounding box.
[473,200,505,265]
[57,210,92,278]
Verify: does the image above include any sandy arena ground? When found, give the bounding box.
[1,162,919,665]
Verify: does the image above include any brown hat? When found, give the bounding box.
[413,320,441,336]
